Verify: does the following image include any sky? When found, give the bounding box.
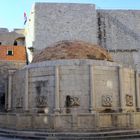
[0,0,140,31]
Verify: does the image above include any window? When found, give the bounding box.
[7,50,13,56]
[13,40,17,46]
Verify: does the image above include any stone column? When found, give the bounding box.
[54,66,60,114]
[5,80,8,110]
[118,66,124,112]
[135,70,140,111]
[24,68,29,111]
[7,70,15,111]
[89,65,95,113]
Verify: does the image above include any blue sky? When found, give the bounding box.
[0,0,140,30]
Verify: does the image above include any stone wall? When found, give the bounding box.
[28,67,55,113]
[26,3,97,53]
[0,112,139,131]
[97,10,140,50]
[59,65,89,113]
[7,59,140,131]
[10,60,139,113]
[97,10,140,70]
[94,66,119,112]
[109,51,136,68]
[0,61,26,111]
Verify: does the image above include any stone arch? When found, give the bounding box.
[14,37,25,46]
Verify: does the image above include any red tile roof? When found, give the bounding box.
[0,45,26,62]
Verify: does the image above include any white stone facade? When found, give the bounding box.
[26,3,97,62]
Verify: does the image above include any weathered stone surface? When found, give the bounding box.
[32,40,112,63]
[26,3,97,53]
[10,59,138,114]
[97,10,140,70]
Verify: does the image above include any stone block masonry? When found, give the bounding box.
[97,10,140,50]
[0,112,140,131]
[27,3,97,52]
[9,59,139,114]
[97,10,140,70]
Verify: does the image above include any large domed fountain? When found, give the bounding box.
[4,40,139,131]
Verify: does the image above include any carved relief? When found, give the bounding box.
[102,95,112,107]
[126,95,133,106]
[70,97,80,106]
[36,95,48,108]
[66,95,80,107]
[16,97,23,108]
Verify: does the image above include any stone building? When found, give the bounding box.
[0,28,26,110]
[0,28,25,46]
[26,3,140,71]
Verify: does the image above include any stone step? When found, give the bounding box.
[0,128,140,139]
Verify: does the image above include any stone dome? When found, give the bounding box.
[32,40,112,63]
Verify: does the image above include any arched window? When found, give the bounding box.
[13,40,17,46]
